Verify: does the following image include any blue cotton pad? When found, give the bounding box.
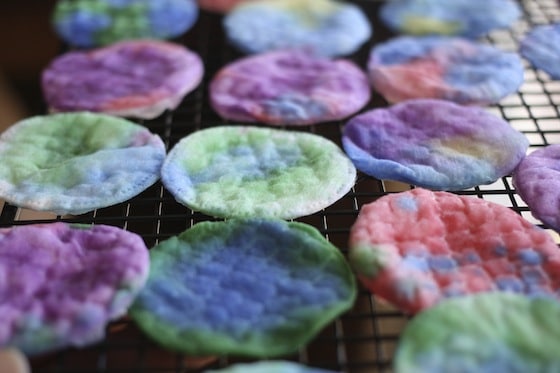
[342,99,528,191]
[521,23,560,79]
[395,293,560,372]
[205,361,338,373]
[223,0,372,57]
[129,219,357,357]
[0,112,166,215]
[367,36,524,105]
[380,0,521,38]
[52,0,198,48]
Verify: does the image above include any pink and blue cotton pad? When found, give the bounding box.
[42,39,204,119]
[210,50,370,125]
[342,99,528,191]
[223,0,371,57]
[0,223,149,355]
[368,36,524,105]
[161,126,356,219]
[0,112,165,215]
[521,23,560,79]
[380,0,521,38]
[130,219,356,357]
[349,188,560,314]
[395,293,560,372]
[52,0,198,48]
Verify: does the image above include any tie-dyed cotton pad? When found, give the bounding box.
[349,188,560,314]
[0,112,165,215]
[42,39,203,119]
[380,0,521,38]
[513,145,560,232]
[521,23,560,79]
[52,0,198,48]
[0,223,149,355]
[395,293,560,372]
[210,50,370,126]
[161,126,356,219]
[223,0,371,57]
[367,36,524,105]
[198,0,254,13]
[342,99,529,191]
[130,219,356,357]
[206,361,338,373]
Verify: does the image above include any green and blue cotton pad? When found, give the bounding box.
[161,126,356,219]
[130,218,356,357]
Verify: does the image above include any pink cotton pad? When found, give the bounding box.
[197,0,255,13]
[41,39,203,119]
[210,50,370,125]
[513,145,560,232]
[0,223,149,356]
[349,188,560,314]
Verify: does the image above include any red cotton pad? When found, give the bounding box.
[348,188,560,314]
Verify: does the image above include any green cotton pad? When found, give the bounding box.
[130,219,356,357]
[395,293,560,372]
[0,112,165,215]
[205,361,339,373]
[161,126,356,219]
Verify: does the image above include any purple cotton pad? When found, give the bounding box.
[513,145,560,232]
[342,99,528,191]
[130,219,356,357]
[42,39,203,119]
[367,36,524,105]
[520,23,560,79]
[0,223,150,356]
[210,50,370,125]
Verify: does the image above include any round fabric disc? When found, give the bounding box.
[349,188,560,314]
[520,23,560,79]
[161,125,356,219]
[0,112,166,215]
[42,39,203,119]
[130,219,356,357]
[342,99,528,191]
[367,36,524,105]
[0,223,149,356]
[206,361,337,373]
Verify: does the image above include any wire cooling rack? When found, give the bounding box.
[1,0,560,371]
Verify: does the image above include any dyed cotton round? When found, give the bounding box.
[206,361,337,373]
[52,0,198,48]
[368,36,524,105]
[513,145,560,232]
[380,0,521,38]
[210,50,370,125]
[395,293,560,372]
[161,126,356,219]
[42,39,203,119]
[0,223,149,355]
[521,23,560,79]
[0,112,166,215]
[342,99,529,191]
[349,188,560,314]
[223,0,371,57]
[198,0,255,13]
[130,219,356,357]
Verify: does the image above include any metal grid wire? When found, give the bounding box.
[1,0,559,371]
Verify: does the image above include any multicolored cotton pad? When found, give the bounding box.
[206,361,338,373]
[342,99,529,191]
[349,188,560,314]
[130,219,356,357]
[513,144,560,232]
[197,0,254,13]
[42,39,203,119]
[210,50,370,125]
[521,23,560,79]
[0,112,165,215]
[52,0,198,48]
[223,0,371,57]
[380,0,521,38]
[0,223,149,355]
[367,36,524,105]
[395,293,560,372]
[161,126,356,219]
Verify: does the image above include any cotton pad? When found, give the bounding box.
[521,23,560,79]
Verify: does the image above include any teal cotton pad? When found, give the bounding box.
[161,126,356,219]
[0,112,166,215]
[130,219,357,357]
